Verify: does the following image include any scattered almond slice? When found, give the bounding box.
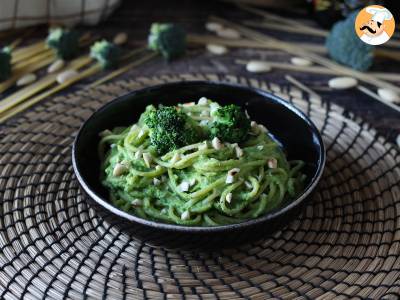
[291,57,312,67]
[113,163,127,176]
[113,32,128,45]
[205,22,223,32]
[328,77,358,90]
[181,210,190,220]
[246,60,271,73]
[16,73,37,86]
[212,137,224,150]
[56,69,79,84]
[47,59,65,73]
[206,44,228,55]
[225,193,233,203]
[267,158,278,169]
[216,28,241,39]
[142,152,152,168]
[378,88,399,103]
[132,199,142,207]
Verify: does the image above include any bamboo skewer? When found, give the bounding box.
[357,85,400,113]
[0,56,92,113]
[285,75,321,99]
[210,16,400,95]
[0,49,157,122]
[244,20,400,62]
[89,52,157,87]
[0,55,56,94]
[235,59,400,82]
[11,41,46,64]
[0,63,102,123]
[237,3,400,49]
[188,34,327,53]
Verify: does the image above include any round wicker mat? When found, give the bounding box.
[0,73,400,300]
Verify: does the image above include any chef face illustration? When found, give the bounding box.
[355,6,395,46]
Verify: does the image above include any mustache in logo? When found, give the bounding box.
[360,25,376,34]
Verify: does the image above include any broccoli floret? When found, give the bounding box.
[325,11,373,71]
[46,28,80,59]
[0,47,11,82]
[90,40,121,70]
[148,23,186,60]
[210,104,250,143]
[145,106,201,154]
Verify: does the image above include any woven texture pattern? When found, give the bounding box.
[0,74,399,300]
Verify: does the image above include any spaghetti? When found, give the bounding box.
[99,99,305,226]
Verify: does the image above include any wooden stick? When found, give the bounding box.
[14,50,55,71]
[210,16,400,95]
[187,34,327,53]
[235,59,400,82]
[244,20,327,37]
[285,75,321,99]
[0,55,56,94]
[357,85,400,113]
[237,3,400,49]
[12,41,47,64]
[0,64,102,122]
[245,20,400,61]
[0,48,150,119]
[0,56,92,113]
[88,52,157,87]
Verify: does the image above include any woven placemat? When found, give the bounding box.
[0,73,399,300]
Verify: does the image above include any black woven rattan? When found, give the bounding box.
[0,74,399,300]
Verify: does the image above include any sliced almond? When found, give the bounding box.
[225,174,234,184]
[216,28,240,39]
[225,192,233,203]
[113,163,127,176]
[181,210,190,220]
[246,60,271,73]
[212,137,224,150]
[267,158,278,169]
[206,44,228,55]
[179,181,190,192]
[142,153,152,168]
[47,59,65,73]
[134,149,143,159]
[16,73,37,86]
[113,32,128,45]
[235,146,243,158]
[290,57,312,67]
[198,97,208,105]
[328,77,358,90]
[205,22,223,32]
[132,199,142,207]
[153,178,161,186]
[57,69,79,84]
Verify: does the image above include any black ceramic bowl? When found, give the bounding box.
[72,81,325,248]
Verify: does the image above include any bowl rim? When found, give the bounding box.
[72,80,326,233]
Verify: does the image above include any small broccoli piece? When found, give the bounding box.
[46,28,80,59]
[90,40,121,70]
[148,23,186,60]
[0,47,11,82]
[325,11,373,71]
[210,104,250,143]
[145,106,201,155]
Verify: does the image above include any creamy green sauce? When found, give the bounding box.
[99,100,305,226]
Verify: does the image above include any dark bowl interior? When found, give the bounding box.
[72,81,325,248]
